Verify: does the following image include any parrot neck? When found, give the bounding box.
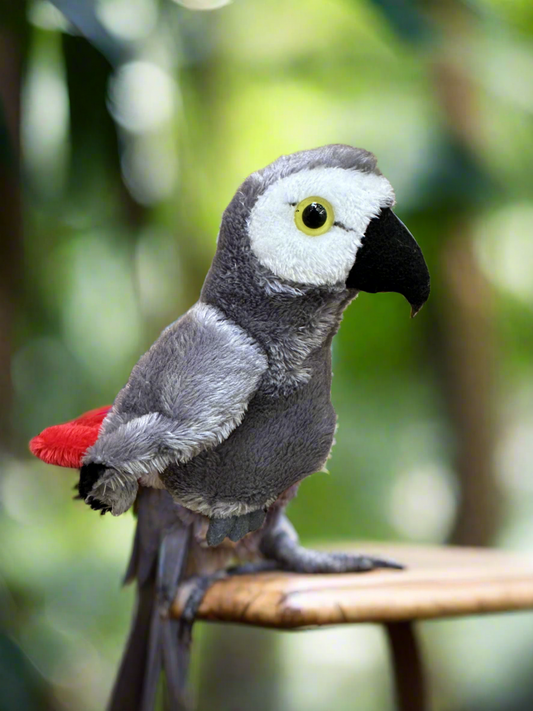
[201,243,356,395]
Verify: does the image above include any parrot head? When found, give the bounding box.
[213,144,430,315]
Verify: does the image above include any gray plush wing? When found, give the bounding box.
[84,302,268,477]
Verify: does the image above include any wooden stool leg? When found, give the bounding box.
[385,621,428,711]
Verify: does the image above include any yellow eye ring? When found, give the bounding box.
[294,196,335,236]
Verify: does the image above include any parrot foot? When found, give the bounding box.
[79,462,138,516]
[260,514,404,574]
[178,561,279,631]
[274,549,404,574]
[206,509,267,546]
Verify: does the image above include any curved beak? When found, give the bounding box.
[346,208,430,317]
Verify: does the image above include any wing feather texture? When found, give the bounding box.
[84,302,268,478]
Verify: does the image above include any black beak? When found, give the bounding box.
[346,208,430,316]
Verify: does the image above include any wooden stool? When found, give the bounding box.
[172,543,533,711]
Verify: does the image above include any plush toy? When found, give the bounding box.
[31,145,430,711]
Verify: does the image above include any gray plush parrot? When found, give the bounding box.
[33,144,430,710]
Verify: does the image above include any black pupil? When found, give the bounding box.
[301,202,327,229]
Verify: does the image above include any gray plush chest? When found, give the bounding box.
[160,346,337,516]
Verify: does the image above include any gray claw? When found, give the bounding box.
[206,516,235,546]
[227,515,250,542]
[248,509,267,532]
[370,557,404,571]
[207,510,267,546]
[228,509,266,542]
[86,467,138,516]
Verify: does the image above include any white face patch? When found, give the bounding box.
[247,167,395,286]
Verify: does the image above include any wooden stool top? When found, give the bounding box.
[172,543,533,629]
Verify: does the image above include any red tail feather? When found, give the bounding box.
[29,405,111,469]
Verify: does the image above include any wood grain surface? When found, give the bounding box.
[171,543,533,629]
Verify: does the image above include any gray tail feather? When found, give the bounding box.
[107,582,156,711]
[161,619,192,710]
[107,488,192,711]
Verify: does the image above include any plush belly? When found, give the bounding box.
[161,377,337,516]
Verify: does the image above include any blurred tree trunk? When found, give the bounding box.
[371,0,501,547]
[0,13,59,711]
[62,33,129,213]
[430,1,500,546]
[0,2,27,452]
[434,220,498,546]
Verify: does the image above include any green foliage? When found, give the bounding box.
[1,0,533,709]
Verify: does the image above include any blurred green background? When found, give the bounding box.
[1,0,533,709]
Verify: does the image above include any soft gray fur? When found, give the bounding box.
[82,144,425,531]
[252,144,381,193]
[84,302,268,514]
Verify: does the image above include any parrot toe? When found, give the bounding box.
[179,561,280,625]
[206,509,267,546]
[83,466,139,517]
[206,516,234,546]
[227,509,266,542]
[78,462,106,500]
